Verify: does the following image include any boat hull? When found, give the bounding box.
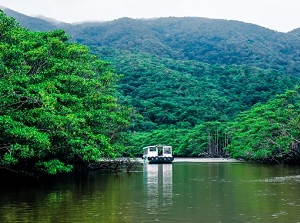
[146,156,174,164]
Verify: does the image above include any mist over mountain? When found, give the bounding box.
[0,7,57,31]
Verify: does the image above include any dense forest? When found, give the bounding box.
[1,8,300,176]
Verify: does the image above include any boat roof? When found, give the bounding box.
[143,145,172,150]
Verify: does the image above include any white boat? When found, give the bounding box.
[142,145,174,163]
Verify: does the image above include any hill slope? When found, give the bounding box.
[66,17,300,72]
[2,8,300,75]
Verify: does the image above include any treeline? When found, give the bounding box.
[227,88,300,163]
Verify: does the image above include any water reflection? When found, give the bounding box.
[1,163,300,222]
[144,164,173,214]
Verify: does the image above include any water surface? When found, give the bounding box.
[0,162,300,222]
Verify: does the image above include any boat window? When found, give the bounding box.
[149,147,156,152]
[164,147,171,154]
[158,147,163,156]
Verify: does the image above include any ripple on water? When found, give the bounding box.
[271,211,288,218]
[253,175,300,183]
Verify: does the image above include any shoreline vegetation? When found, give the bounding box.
[0,157,243,182]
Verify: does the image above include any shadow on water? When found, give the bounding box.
[0,169,125,223]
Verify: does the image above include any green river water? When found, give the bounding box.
[0,161,300,223]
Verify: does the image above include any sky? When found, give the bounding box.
[0,0,300,32]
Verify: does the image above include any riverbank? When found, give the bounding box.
[136,157,243,163]
[173,157,243,162]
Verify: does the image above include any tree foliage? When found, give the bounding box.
[0,11,131,175]
[226,88,300,163]
[177,121,229,157]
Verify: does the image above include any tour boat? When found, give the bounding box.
[142,145,174,163]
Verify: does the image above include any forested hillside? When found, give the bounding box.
[65,17,300,75]
[2,8,300,164]
[93,47,298,130]
[3,8,300,75]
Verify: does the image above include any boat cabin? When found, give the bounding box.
[142,145,174,163]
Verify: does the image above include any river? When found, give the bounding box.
[0,160,300,222]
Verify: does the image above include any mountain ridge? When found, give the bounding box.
[64,16,300,75]
[2,6,299,33]
[0,7,58,31]
[3,8,299,75]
